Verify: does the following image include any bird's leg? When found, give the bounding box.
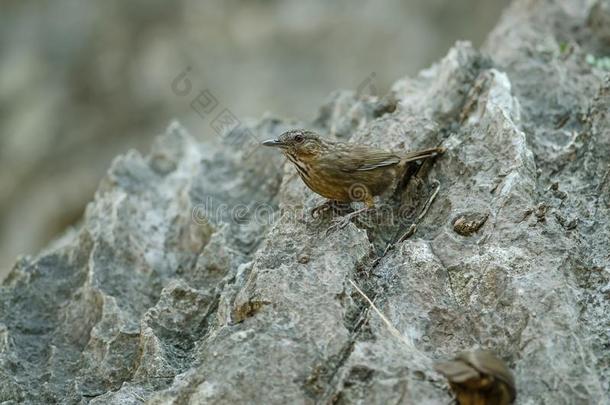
[311,200,351,218]
[325,206,372,235]
[325,196,375,235]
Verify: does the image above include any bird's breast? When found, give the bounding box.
[287,154,370,202]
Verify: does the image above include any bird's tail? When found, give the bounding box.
[400,146,445,164]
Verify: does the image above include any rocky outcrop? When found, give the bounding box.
[1,0,609,403]
[0,0,508,277]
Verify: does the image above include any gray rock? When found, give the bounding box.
[1,0,609,403]
[0,0,510,278]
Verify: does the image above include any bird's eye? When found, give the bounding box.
[294,134,304,143]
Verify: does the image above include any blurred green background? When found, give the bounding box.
[0,0,509,278]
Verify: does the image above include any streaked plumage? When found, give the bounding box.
[262,129,443,207]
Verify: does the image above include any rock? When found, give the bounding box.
[0,0,510,277]
[1,0,609,403]
[588,0,610,44]
[453,212,489,236]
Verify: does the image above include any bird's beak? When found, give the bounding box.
[262,139,285,148]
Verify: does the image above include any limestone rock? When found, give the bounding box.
[1,0,609,403]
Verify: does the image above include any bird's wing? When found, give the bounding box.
[332,146,401,172]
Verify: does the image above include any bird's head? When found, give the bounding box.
[262,129,327,159]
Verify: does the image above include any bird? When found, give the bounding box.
[434,350,516,405]
[262,129,444,231]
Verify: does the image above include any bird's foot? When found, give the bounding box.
[326,207,371,235]
[311,200,351,219]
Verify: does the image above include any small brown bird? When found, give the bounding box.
[262,129,443,228]
[434,350,516,405]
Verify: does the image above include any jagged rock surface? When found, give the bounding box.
[1,0,609,403]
